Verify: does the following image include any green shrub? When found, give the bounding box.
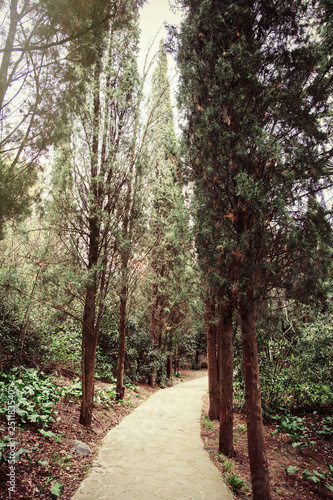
[96,318,169,385]
[233,313,333,415]
[59,378,117,407]
[41,317,81,370]
[0,367,60,427]
[315,416,333,441]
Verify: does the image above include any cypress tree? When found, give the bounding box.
[147,40,191,386]
[176,1,333,498]
[48,2,143,426]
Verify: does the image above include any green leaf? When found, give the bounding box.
[15,448,30,461]
[303,469,309,480]
[309,475,321,489]
[285,465,299,476]
[29,413,40,423]
[50,481,63,498]
[39,429,58,439]
[38,460,49,466]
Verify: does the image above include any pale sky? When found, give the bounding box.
[139,0,184,56]
[139,0,185,119]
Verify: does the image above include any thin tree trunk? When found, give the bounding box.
[150,283,159,387]
[116,288,127,400]
[174,341,178,373]
[79,54,101,427]
[206,297,220,420]
[240,289,271,500]
[0,0,18,110]
[219,300,234,456]
[167,350,172,380]
[116,177,131,400]
[80,283,98,426]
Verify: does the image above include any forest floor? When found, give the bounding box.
[0,369,332,499]
[201,395,333,499]
[0,369,204,500]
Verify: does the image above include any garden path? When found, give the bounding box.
[71,375,233,499]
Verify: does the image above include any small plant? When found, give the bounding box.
[0,367,60,427]
[0,440,31,464]
[302,464,333,493]
[15,447,31,462]
[272,414,308,440]
[315,416,333,441]
[59,378,82,400]
[226,472,246,493]
[37,460,49,466]
[63,454,72,464]
[44,472,54,486]
[285,465,299,476]
[272,412,314,450]
[284,464,333,494]
[119,396,133,408]
[204,415,214,430]
[39,429,62,442]
[235,423,247,433]
[217,453,248,494]
[217,454,233,473]
[0,436,12,462]
[94,387,116,407]
[60,379,117,408]
[50,481,63,498]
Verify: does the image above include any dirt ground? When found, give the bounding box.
[0,369,204,500]
[1,369,332,499]
[201,394,333,499]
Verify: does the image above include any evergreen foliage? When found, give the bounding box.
[234,309,333,414]
[0,158,38,238]
[176,1,333,497]
[176,0,333,307]
[143,40,194,384]
[0,0,332,458]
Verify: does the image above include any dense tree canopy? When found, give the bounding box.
[0,2,332,498]
[176,0,333,498]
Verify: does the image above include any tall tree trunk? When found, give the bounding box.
[240,288,271,500]
[167,350,172,380]
[80,282,98,426]
[80,211,100,427]
[79,56,101,427]
[219,300,234,456]
[0,0,18,110]
[116,287,127,400]
[174,341,179,373]
[206,297,220,420]
[116,178,131,400]
[150,283,159,387]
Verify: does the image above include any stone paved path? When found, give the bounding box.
[71,376,233,499]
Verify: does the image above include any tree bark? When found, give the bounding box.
[240,289,271,500]
[80,282,98,426]
[0,0,18,110]
[79,55,101,427]
[150,283,159,387]
[219,301,234,456]
[167,350,172,380]
[206,297,220,420]
[116,177,132,400]
[116,288,127,400]
[174,342,179,373]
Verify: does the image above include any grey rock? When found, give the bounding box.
[72,440,92,456]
